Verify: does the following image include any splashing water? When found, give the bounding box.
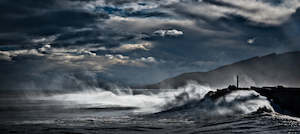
[33,81,274,116]
[213,90,274,115]
[34,81,212,113]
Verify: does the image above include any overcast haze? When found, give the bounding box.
[1,0,300,90]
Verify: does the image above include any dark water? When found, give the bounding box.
[1,84,300,134]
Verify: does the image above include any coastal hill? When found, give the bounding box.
[143,51,300,89]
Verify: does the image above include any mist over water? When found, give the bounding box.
[1,0,300,133]
[32,81,209,113]
[2,81,300,134]
[31,81,274,117]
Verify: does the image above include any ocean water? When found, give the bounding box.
[1,82,300,134]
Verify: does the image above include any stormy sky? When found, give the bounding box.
[1,0,300,90]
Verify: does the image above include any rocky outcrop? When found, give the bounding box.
[207,86,300,117]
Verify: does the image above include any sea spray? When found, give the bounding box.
[33,81,213,113]
[33,81,274,117]
[213,90,274,115]
[160,81,213,110]
[156,90,274,119]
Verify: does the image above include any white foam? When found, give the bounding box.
[34,82,274,116]
[35,81,213,114]
[213,90,274,115]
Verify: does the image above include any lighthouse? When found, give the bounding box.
[237,75,239,88]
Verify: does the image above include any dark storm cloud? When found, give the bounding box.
[0,0,109,46]
[95,6,170,18]
[1,0,300,90]
[6,10,107,34]
[103,0,139,5]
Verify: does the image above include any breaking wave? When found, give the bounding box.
[157,90,274,120]
[33,81,274,117]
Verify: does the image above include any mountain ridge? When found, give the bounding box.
[142,51,300,89]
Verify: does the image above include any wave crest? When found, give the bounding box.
[33,81,274,117]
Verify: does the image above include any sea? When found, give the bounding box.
[1,82,300,134]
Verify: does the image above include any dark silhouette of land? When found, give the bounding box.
[205,85,300,117]
[138,51,300,117]
[142,51,300,89]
